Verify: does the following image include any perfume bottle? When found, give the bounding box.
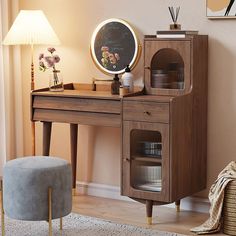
[111,74,121,95]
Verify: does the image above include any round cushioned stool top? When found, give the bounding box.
[3,156,72,221]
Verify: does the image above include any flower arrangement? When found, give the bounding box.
[39,47,60,72]
[39,48,63,91]
[101,46,120,69]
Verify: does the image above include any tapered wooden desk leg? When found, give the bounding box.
[175,200,181,212]
[70,124,78,193]
[43,122,52,156]
[146,200,153,225]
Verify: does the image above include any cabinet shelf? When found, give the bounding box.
[132,155,162,164]
[134,182,162,192]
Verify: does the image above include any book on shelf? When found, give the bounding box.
[156,30,198,35]
[156,34,185,39]
[156,30,198,39]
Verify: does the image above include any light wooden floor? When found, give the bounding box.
[73,194,225,236]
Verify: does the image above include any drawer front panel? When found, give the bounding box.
[123,101,169,123]
[33,109,121,127]
[33,96,121,114]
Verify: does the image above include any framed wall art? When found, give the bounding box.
[90,18,141,75]
[207,0,236,18]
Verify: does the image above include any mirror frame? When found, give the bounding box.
[90,18,141,75]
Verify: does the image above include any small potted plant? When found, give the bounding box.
[39,47,64,92]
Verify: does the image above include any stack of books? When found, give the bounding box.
[156,30,198,38]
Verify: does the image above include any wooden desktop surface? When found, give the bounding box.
[31,83,143,188]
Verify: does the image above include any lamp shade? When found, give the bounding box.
[3,10,60,45]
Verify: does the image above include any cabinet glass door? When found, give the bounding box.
[144,40,191,96]
[151,49,184,90]
[122,121,170,202]
[131,130,162,192]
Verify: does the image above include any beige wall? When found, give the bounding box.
[19,0,236,197]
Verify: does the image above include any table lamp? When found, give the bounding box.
[3,10,60,155]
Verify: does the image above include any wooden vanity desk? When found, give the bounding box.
[31,83,128,188]
[31,34,208,225]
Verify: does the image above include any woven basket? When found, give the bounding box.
[223,180,236,235]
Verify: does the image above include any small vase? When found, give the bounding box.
[49,70,64,92]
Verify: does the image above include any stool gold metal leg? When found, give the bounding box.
[48,187,52,236]
[1,180,5,236]
[175,200,181,212]
[60,217,63,230]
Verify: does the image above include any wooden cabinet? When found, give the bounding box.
[121,35,208,224]
[122,121,170,202]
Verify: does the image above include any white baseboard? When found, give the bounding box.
[76,181,210,214]
[76,181,133,202]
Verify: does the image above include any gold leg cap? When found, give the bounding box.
[176,204,180,212]
[147,217,152,225]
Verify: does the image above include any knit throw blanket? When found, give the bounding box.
[191,161,236,234]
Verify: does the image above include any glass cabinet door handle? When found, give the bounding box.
[144,111,151,116]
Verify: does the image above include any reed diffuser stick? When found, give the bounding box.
[168,6,181,30]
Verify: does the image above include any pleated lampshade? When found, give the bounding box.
[3,10,60,45]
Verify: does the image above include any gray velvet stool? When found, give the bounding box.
[1,156,72,236]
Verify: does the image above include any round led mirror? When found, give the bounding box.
[91,18,141,75]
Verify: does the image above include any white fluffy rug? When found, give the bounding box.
[1,213,185,236]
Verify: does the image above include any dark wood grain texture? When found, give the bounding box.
[31,34,208,223]
[122,121,170,202]
[123,101,169,123]
[33,109,121,127]
[121,35,208,221]
[144,38,191,96]
[70,124,78,189]
[42,121,52,156]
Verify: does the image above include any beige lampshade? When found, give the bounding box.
[3,10,60,45]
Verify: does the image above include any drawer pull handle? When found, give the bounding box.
[144,66,150,70]
[144,111,151,116]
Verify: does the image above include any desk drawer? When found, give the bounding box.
[33,96,121,114]
[123,101,169,123]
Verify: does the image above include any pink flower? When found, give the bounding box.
[44,56,55,67]
[53,55,60,63]
[47,47,56,54]
[39,47,60,73]
[39,53,44,60]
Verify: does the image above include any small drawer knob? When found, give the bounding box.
[144,111,151,116]
[124,158,130,162]
[144,66,150,70]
